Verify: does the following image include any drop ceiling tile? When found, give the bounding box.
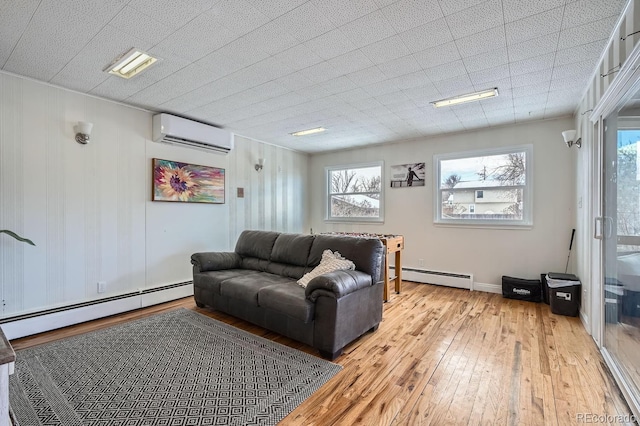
[562,0,626,29]
[273,2,336,43]
[328,50,375,75]
[507,33,560,62]
[377,55,422,79]
[551,60,594,80]
[253,81,291,100]
[391,70,430,90]
[128,0,214,29]
[304,29,358,60]
[299,61,343,84]
[398,18,454,52]
[154,14,237,62]
[346,66,390,86]
[505,8,563,45]
[127,63,216,107]
[274,44,324,71]
[433,74,475,98]
[510,69,553,88]
[274,72,315,91]
[509,52,555,76]
[413,41,461,69]
[349,97,385,110]
[0,0,39,67]
[360,35,411,65]
[512,93,548,107]
[3,0,105,81]
[311,0,379,27]
[468,65,510,85]
[502,0,564,23]
[463,47,508,73]
[245,0,308,19]
[424,59,468,82]
[445,0,504,39]
[554,39,607,66]
[511,82,550,98]
[375,90,411,106]
[455,26,506,59]
[381,0,444,32]
[558,16,618,49]
[438,0,487,16]
[320,76,360,95]
[404,83,440,101]
[195,50,245,78]
[204,37,269,70]
[109,6,174,45]
[242,21,301,56]
[363,80,401,97]
[340,10,398,49]
[483,105,515,117]
[206,0,270,37]
[56,0,130,24]
[549,75,588,91]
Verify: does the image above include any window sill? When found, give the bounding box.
[433,221,533,230]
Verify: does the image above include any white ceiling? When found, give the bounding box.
[0,0,627,153]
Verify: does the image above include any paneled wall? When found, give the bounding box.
[0,72,307,318]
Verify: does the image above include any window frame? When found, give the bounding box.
[325,161,384,223]
[433,144,533,228]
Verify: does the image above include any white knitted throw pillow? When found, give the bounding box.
[297,249,355,288]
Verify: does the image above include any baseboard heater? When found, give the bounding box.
[0,281,194,340]
[390,266,473,290]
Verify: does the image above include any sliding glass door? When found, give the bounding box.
[602,88,640,413]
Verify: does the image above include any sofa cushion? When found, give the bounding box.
[193,269,261,295]
[258,284,313,323]
[309,235,383,283]
[235,230,280,260]
[220,272,295,306]
[271,233,315,266]
[265,262,307,280]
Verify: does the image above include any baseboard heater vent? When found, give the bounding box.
[390,266,473,290]
[0,281,194,340]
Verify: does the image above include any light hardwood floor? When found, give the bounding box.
[11,282,634,425]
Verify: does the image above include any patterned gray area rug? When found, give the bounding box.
[9,308,342,425]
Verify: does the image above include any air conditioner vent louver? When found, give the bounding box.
[152,113,233,154]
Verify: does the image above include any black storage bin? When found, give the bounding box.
[540,273,550,304]
[502,276,542,302]
[604,278,624,324]
[623,290,640,317]
[547,274,581,317]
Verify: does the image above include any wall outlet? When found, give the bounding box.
[418,258,425,267]
[98,281,106,293]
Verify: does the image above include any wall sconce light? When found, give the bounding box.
[255,158,265,172]
[74,121,93,145]
[561,129,581,148]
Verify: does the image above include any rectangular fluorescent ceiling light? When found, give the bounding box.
[290,127,326,136]
[105,48,158,79]
[431,88,498,108]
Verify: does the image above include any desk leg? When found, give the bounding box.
[395,250,402,294]
[383,255,390,302]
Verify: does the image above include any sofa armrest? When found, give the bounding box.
[191,252,241,272]
[305,270,372,301]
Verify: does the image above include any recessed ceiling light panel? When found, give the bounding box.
[105,48,158,79]
[431,88,498,108]
[290,127,326,136]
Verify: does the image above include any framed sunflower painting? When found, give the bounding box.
[152,158,225,204]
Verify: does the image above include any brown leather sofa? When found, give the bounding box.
[191,230,385,359]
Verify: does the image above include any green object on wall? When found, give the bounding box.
[0,230,35,246]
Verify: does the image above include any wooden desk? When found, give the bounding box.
[380,235,404,302]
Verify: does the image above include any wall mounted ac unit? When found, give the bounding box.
[152,113,234,154]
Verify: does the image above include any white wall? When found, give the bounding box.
[309,117,575,287]
[0,72,307,318]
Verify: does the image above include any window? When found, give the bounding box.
[434,145,532,227]
[326,162,383,222]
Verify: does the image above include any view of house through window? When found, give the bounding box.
[435,145,532,226]
[327,162,383,221]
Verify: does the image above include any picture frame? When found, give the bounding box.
[152,158,225,204]
[390,162,425,188]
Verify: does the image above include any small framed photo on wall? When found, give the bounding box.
[390,162,425,188]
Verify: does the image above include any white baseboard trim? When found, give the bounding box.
[1,283,193,340]
[472,282,502,294]
[579,310,591,335]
